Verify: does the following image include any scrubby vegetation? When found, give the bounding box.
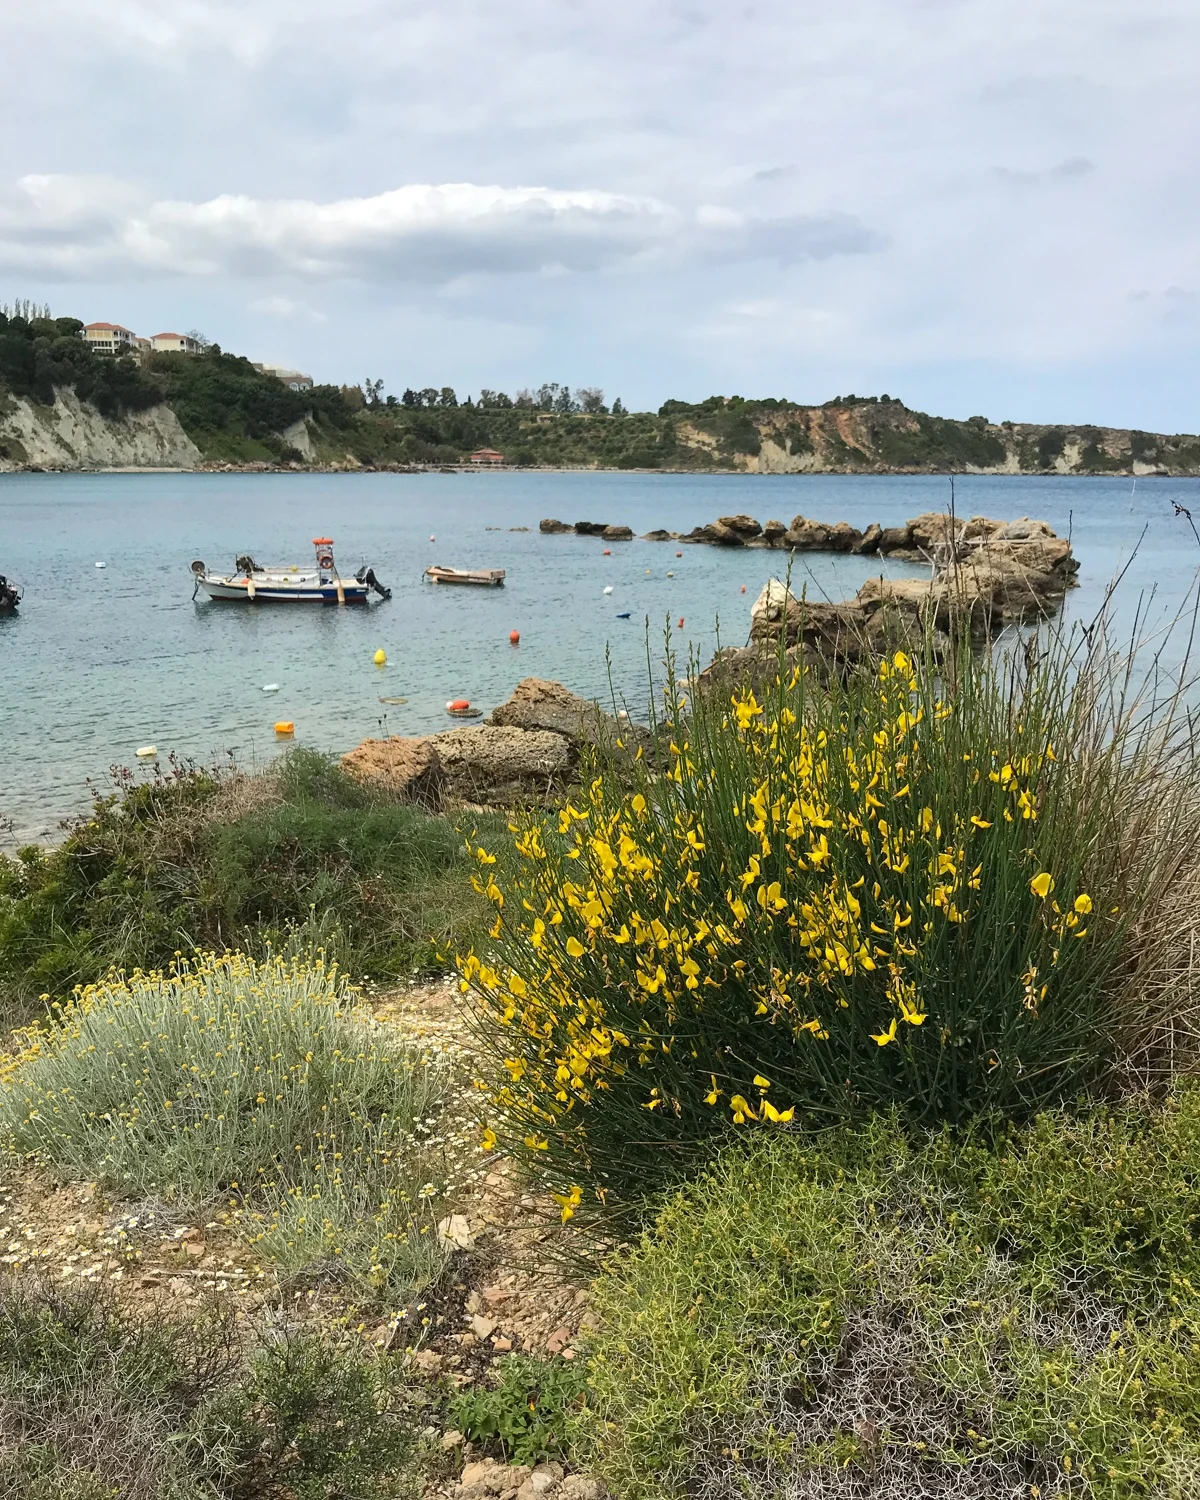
[0,749,492,1015]
[460,628,1198,1214]
[450,1354,587,1465]
[0,1276,427,1499]
[1,954,452,1296]
[579,1098,1200,1498]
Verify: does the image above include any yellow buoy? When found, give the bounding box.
[135,746,157,758]
[274,721,295,735]
[373,648,387,665]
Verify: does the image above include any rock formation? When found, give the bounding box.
[700,511,1079,690]
[341,678,648,810]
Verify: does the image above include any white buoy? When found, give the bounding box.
[603,585,614,595]
[95,561,106,569]
[135,745,157,758]
[263,684,280,693]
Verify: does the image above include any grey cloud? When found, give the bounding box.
[0,175,883,283]
[995,156,1095,185]
[753,165,797,181]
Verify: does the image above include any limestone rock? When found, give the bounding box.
[762,518,787,543]
[487,677,653,765]
[852,521,882,554]
[716,513,763,539]
[539,518,571,534]
[876,523,913,553]
[340,735,445,808]
[642,528,675,541]
[907,511,967,552]
[573,521,608,536]
[783,517,831,550]
[436,725,571,806]
[601,524,634,540]
[826,520,863,552]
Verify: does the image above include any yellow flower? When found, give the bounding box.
[761,1100,795,1124]
[970,815,992,829]
[523,1134,549,1151]
[555,1185,583,1223]
[1074,893,1092,914]
[1030,872,1055,899]
[730,1094,757,1123]
[871,1018,899,1046]
[480,1127,498,1151]
[631,793,647,815]
[565,936,586,958]
[704,1075,722,1105]
[752,1074,771,1089]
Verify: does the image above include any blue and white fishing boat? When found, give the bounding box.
[191,538,390,604]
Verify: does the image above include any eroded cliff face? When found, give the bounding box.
[0,389,201,471]
[678,400,1200,476]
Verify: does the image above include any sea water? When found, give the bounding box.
[2,469,1198,843]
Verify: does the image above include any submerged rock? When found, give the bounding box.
[539,517,571,533]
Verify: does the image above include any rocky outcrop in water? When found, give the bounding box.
[700,511,1079,689]
[341,678,648,810]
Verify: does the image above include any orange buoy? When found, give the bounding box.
[509,630,520,645]
[678,617,685,628]
[603,548,611,555]
[274,720,295,735]
[447,699,470,712]
[676,551,682,557]
[741,584,747,593]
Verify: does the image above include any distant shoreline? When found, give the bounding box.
[6,462,1180,479]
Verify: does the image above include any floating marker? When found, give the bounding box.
[509,630,520,645]
[616,611,631,619]
[676,551,683,557]
[274,721,295,735]
[430,534,436,542]
[95,561,106,569]
[667,571,674,578]
[374,648,387,665]
[678,617,685,628]
[741,584,747,593]
[603,584,614,595]
[603,548,612,555]
[263,683,279,693]
[644,568,651,575]
[135,745,157,758]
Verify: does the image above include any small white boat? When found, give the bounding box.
[424,565,506,587]
[191,538,390,605]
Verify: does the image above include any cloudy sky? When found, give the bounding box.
[2,0,1197,428]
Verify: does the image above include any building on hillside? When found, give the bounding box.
[151,332,203,354]
[252,363,314,392]
[83,323,137,354]
[469,448,505,464]
[133,336,152,354]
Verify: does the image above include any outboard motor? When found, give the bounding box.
[356,565,392,601]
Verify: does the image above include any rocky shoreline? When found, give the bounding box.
[343,509,1078,805]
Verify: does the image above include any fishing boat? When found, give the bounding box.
[424,565,506,587]
[191,538,391,604]
[0,574,20,616]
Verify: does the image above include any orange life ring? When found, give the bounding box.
[318,552,334,569]
[447,698,470,712]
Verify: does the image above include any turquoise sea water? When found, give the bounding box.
[2,469,1199,844]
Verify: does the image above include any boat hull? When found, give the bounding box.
[424,567,506,587]
[197,578,370,603]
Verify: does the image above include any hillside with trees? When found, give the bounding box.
[2,304,1198,474]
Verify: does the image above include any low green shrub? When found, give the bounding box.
[0,1276,426,1499]
[0,750,492,1013]
[579,1091,1200,1499]
[449,1354,588,1465]
[0,954,450,1296]
[460,631,1195,1211]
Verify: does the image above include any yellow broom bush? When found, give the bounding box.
[459,629,1194,1212]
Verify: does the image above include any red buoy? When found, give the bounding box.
[603,548,612,555]
[676,551,682,557]
[678,617,685,628]
[741,585,747,593]
[509,630,520,645]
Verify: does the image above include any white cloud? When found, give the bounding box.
[248,294,327,321]
[0,175,881,283]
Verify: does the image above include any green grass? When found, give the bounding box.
[0,1276,427,1499]
[579,1092,1200,1499]
[0,954,451,1297]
